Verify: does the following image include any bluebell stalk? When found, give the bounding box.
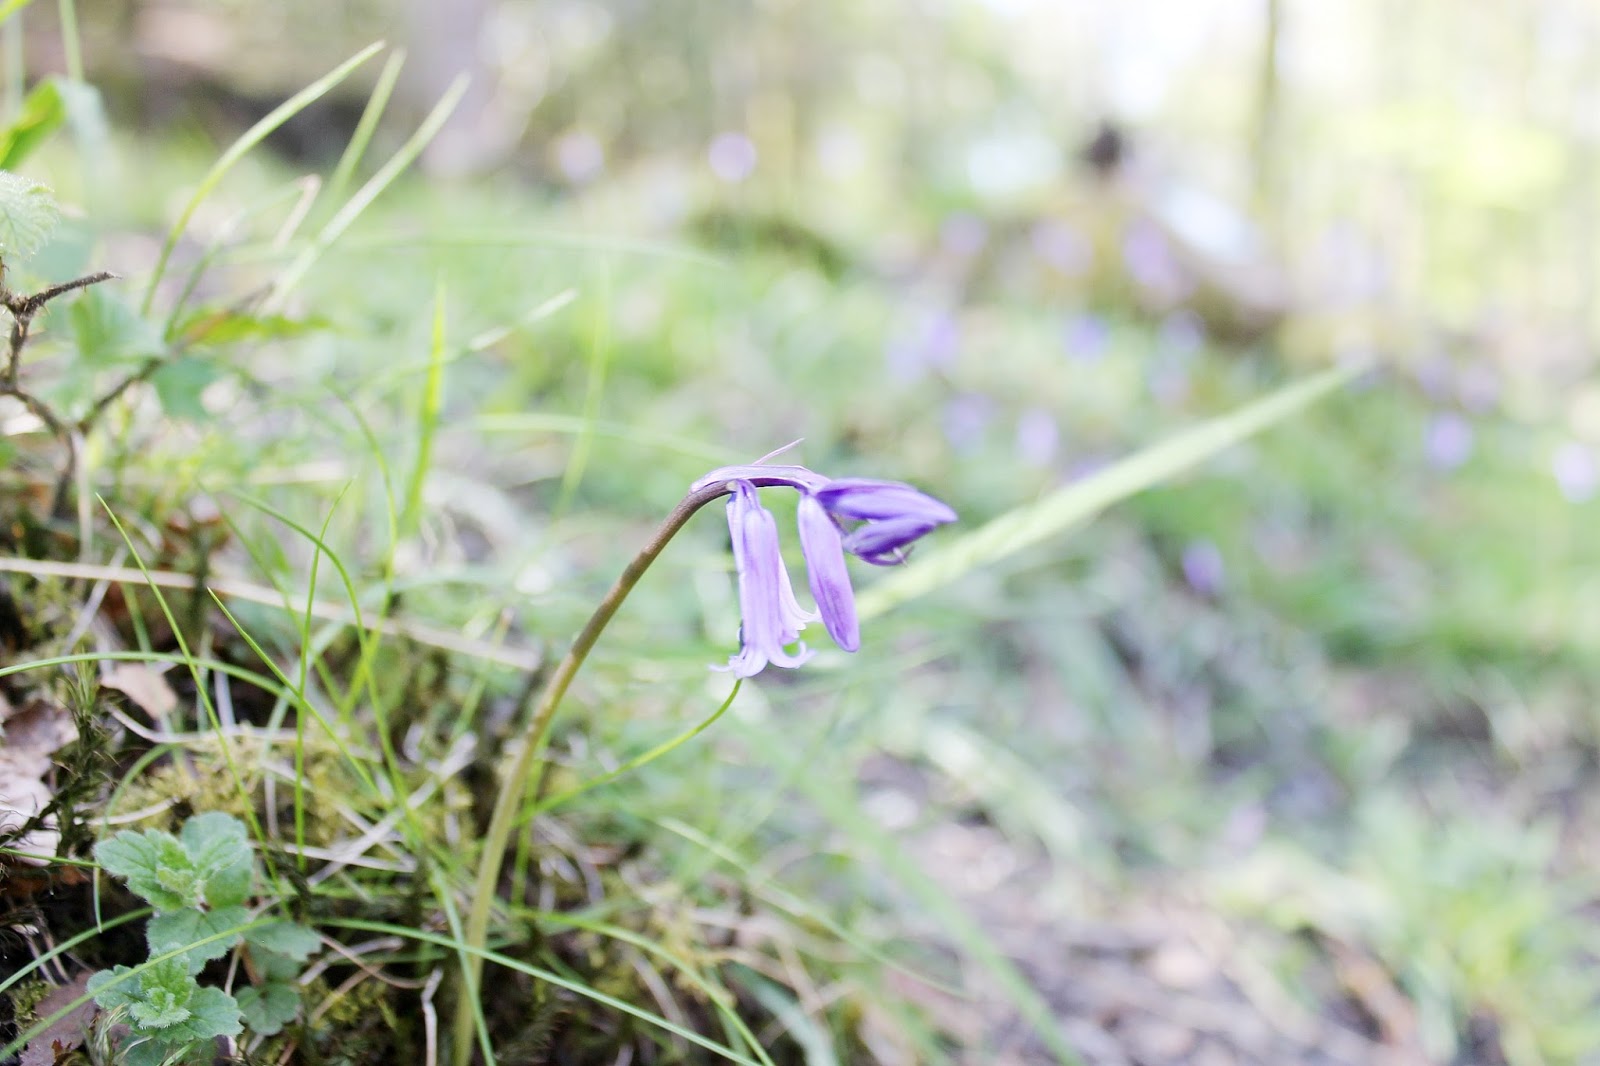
[458,453,953,1061]
[693,463,957,676]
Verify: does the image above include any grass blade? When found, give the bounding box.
[267,73,469,307]
[140,41,385,313]
[856,363,1360,621]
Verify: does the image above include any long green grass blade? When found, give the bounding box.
[400,283,446,538]
[267,73,468,307]
[857,363,1360,620]
[140,41,384,313]
[322,47,406,213]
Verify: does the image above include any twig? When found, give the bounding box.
[0,269,118,515]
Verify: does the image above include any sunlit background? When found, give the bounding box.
[8,1,1600,1064]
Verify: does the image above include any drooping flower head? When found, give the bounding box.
[695,462,956,676]
[716,480,817,677]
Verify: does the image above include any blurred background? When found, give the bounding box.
[12,1,1600,1064]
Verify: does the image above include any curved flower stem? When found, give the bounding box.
[452,480,733,1065]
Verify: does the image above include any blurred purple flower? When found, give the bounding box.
[555,130,605,184]
[708,132,758,183]
[886,307,960,379]
[692,465,957,674]
[940,212,989,258]
[942,393,994,454]
[1158,310,1205,358]
[1553,442,1598,503]
[1456,363,1501,414]
[1063,311,1111,362]
[1147,360,1191,408]
[1412,353,1454,401]
[1181,540,1225,598]
[1030,219,1091,276]
[1122,220,1192,302]
[1423,412,1473,471]
[1015,407,1059,466]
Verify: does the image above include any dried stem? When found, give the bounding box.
[0,270,117,514]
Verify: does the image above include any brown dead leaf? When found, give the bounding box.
[102,663,178,719]
[0,697,77,865]
[19,972,95,1066]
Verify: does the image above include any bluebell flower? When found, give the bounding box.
[694,464,957,674]
[717,480,817,677]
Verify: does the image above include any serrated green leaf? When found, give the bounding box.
[0,170,58,262]
[253,948,302,983]
[94,829,200,912]
[69,287,165,370]
[174,986,242,1041]
[146,905,250,972]
[127,989,190,1030]
[86,966,139,1011]
[0,79,64,171]
[150,356,219,421]
[94,957,197,1031]
[243,921,320,962]
[236,981,299,1036]
[180,812,255,908]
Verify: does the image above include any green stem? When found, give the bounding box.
[452,480,733,1065]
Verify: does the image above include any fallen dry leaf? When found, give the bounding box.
[0,697,77,865]
[19,972,95,1066]
[102,662,178,719]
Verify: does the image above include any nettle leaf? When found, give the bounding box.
[0,170,58,263]
[85,966,140,1012]
[147,905,250,972]
[0,79,65,171]
[89,957,197,1031]
[94,829,200,912]
[236,981,299,1036]
[69,287,165,370]
[150,355,220,421]
[180,812,255,907]
[173,986,243,1041]
[244,921,320,962]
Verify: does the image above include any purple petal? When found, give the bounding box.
[691,464,831,495]
[813,479,957,524]
[842,517,939,565]
[717,481,814,677]
[797,493,860,652]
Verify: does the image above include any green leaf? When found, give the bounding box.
[85,966,139,1011]
[253,948,302,982]
[150,356,220,421]
[173,307,330,348]
[236,981,299,1036]
[53,78,111,165]
[0,170,58,263]
[94,829,200,912]
[90,957,197,1032]
[179,812,254,908]
[0,79,64,171]
[174,986,242,1041]
[243,921,320,961]
[146,906,250,972]
[120,1038,186,1066]
[69,287,165,370]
